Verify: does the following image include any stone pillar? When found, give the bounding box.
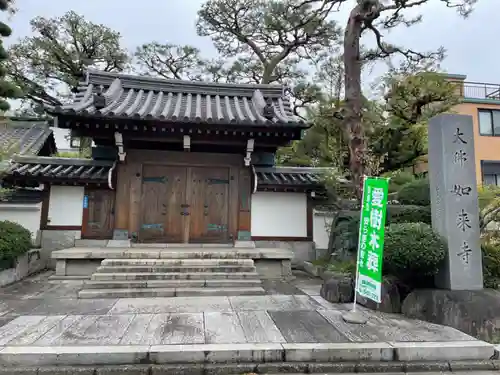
[428,114,483,290]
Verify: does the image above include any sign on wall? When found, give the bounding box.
[83,195,89,209]
[355,177,389,304]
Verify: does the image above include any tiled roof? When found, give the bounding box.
[0,122,56,156]
[0,188,44,204]
[48,70,308,128]
[254,167,324,191]
[3,156,114,186]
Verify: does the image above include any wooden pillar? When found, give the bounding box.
[237,167,252,240]
[128,162,143,241]
[113,163,131,239]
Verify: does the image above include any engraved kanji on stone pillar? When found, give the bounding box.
[428,114,483,290]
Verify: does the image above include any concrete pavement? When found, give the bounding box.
[0,271,497,373]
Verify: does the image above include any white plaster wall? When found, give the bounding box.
[313,211,334,250]
[251,192,307,237]
[48,186,84,226]
[0,203,41,240]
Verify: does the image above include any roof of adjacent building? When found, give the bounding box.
[0,188,44,204]
[3,156,113,186]
[47,70,308,128]
[0,121,56,156]
[254,166,325,192]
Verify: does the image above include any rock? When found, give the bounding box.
[320,273,354,303]
[303,261,320,277]
[356,277,401,313]
[402,288,500,342]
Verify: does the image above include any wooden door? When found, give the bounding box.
[82,189,115,239]
[139,165,187,243]
[189,167,230,243]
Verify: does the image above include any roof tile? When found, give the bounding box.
[4,156,113,185]
[0,122,55,155]
[49,70,307,128]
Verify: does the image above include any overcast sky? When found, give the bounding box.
[6,0,497,84]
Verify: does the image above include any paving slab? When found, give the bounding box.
[268,310,349,343]
[204,312,247,344]
[237,310,286,343]
[109,296,232,314]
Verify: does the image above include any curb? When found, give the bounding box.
[0,341,494,367]
[1,360,500,375]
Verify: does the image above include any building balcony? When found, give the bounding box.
[462,82,500,101]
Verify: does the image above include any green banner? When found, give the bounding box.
[356,177,389,303]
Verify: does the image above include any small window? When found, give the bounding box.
[479,109,500,136]
[483,174,497,186]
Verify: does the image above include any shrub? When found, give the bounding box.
[331,205,432,255]
[383,222,446,284]
[386,171,416,193]
[397,178,430,206]
[388,205,431,225]
[482,236,500,289]
[0,220,32,265]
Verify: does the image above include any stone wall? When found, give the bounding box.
[254,240,318,266]
[40,230,79,269]
[0,249,45,287]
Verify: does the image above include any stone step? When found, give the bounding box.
[96,265,256,273]
[82,278,262,289]
[78,286,266,298]
[92,272,260,281]
[100,258,255,267]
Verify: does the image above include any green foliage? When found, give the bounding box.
[384,170,416,193]
[196,0,341,84]
[482,236,500,289]
[331,205,432,255]
[0,0,20,111]
[397,178,430,206]
[0,220,32,265]
[7,11,128,109]
[326,259,356,275]
[383,222,446,282]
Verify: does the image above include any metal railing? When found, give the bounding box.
[462,81,500,100]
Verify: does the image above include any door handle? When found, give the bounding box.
[180,211,190,216]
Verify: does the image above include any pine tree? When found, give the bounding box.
[0,0,20,111]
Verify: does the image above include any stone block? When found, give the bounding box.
[355,361,405,373]
[0,346,149,367]
[151,364,204,375]
[391,341,494,362]
[307,362,357,373]
[41,230,80,270]
[0,368,39,375]
[95,365,150,375]
[320,274,354,303]
[356,277,401,313]
[403,361,450,372]
[55,259,67,276]
[254,240,315,265]
[256,362,308,374]
[402,288,500,342]
[448,360,497,371]
[282,342,394,362]
[150,343,283,364]
[302,261,320,277]
[38,367,96,375]
[204,363,257,375]
[428,114,483,290]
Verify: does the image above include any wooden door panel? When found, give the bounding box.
[189,167,230,243]
[139,165,186,243]
[83,190,115,239]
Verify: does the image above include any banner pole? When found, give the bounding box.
[352,174,366,314]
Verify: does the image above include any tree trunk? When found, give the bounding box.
[343,5,366,199]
